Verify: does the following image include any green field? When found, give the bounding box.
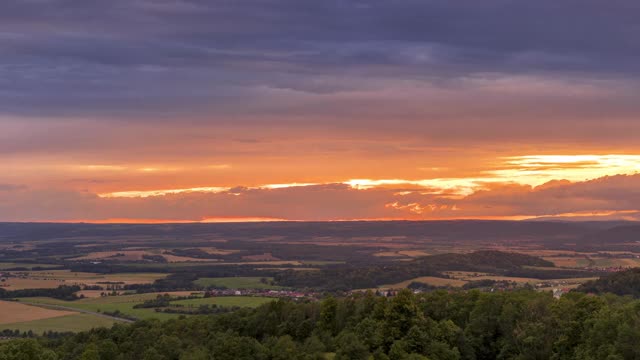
[194,277,284,289]
[17,294,274,321]
[1,314,117,334]
[172,296,274,308]
[17,294,183,321]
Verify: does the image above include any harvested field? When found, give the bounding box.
[0,278,65,290]
[397,250,430,257]
[159,254,213,262]
[199,247,239,255]
[0,300,76,325]
[2,271,167,289]
[373,251,403,257]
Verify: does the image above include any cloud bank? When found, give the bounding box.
[2,174,640,222]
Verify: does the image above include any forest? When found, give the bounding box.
[2,288,640,360]
[274,251,591,291]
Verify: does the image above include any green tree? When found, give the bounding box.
[335,331,370,360]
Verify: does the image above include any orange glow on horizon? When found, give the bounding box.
[96,154,640,199]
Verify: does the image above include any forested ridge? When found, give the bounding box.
[274,251,589,290]
[3,289,640,360]
[577,267,640,297]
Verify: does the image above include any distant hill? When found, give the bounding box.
[576,268,640,297]
[0,220,598,243]
[580,224,640,244]
[275,250,562,290]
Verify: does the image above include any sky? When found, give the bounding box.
[2,0,640,222]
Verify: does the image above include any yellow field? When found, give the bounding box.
[544,255,640,268]
[544,257,583,267]
[0,300,76,324]
[373,251,402,257]
[0,278,65,290]
[1,271,167,290]
[199,247,239,255]
[159,254,214,262]
[397,250,430,257]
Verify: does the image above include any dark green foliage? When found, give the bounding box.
[5,289,640,359]
[0,285,81,300]
[576,268,640,297]
[275,251,561,290]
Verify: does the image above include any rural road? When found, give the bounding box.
[18,301,135,323]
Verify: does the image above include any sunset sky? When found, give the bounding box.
[2,0,640,222]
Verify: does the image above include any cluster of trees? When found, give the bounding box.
[4,289,640,359]
[577,268,640,297]
[133,294,199,309]
[0,285,81,300]
[274,251,589,291]
[154,304,238,315]
[124,273,202,293]
[2,329,86,340]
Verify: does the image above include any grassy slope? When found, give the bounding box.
[17,295,181,321]
[171,296,274,308]
[1,314,117,334]
[18,294,275,321]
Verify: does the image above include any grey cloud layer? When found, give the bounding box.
[2,0,640,118]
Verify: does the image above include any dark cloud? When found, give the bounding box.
[1,0,640,117]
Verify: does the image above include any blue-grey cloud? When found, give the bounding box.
[1,0,640,118]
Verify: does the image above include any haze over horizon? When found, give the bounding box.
[2,1,640,222]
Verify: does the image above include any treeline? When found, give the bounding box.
[4,289,640,359]
[0,285,81,300]
[576,267,640,297]
[124,273,202,293]
[274,251,585,291]
[0,329,73,340]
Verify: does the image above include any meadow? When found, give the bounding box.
[2,314,117,334]
[13,293,275,323]
[171,296,274,308]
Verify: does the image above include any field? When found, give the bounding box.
[382,276,468,289]
[16,294,188,321]
[544,256,640,268]
[0,300,76,325]
[1,221,639,335]
[194,277,284,289]
[172,296,274,308]
[14,293,273,323]
[2,314,117,334]
[0,271,167,290]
